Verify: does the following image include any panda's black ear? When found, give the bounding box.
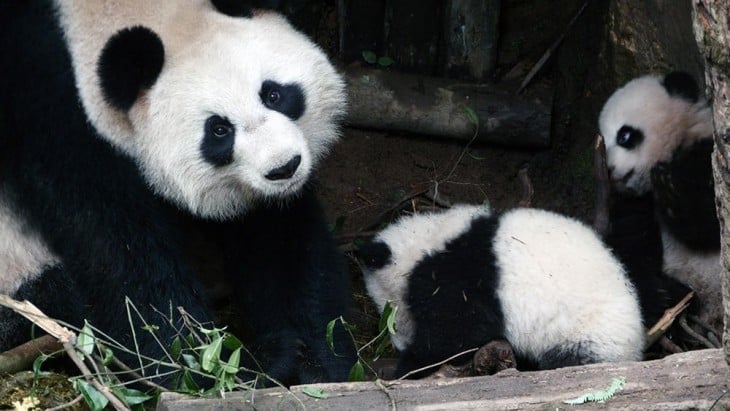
[98,26,164,111]
[355,240,392,270]
[211,0,283,17]
[661,71,700,103]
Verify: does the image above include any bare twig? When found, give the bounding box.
[517,166,533,207]
[645,291,694,348]
[517,0,589,94]
[658,336,684,354]
[394,347,479,381]
[46,394,84,411]
[678,314,719,349]
[593,134,611,236]
[686,314,722,346]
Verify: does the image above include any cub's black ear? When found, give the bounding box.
[98,26,164,111]
[661,71,700,103]
[355,240,392,271]
[211,0,283,17]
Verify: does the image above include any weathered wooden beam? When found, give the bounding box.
[157,349,729,411]
[442,0,500,80]
[345,66,552,149]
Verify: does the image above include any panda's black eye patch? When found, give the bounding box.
[201,115,235,167]
[616,126,644,149]
[259,80,305,120]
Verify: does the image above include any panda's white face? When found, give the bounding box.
[57,2,345,220]
[125,14,344,219]
[598,75,712,195]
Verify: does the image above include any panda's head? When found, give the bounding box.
[598,72,713,195]
[358,205,491,351]
[84,6,344,219]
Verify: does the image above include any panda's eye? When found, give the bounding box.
[267,89,281,105]
[259,80,306,120]
[616,125,644,149]
[207,116,233,138]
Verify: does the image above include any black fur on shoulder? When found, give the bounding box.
[661,71,700,103]
[651,139,719,252]
[97,26,164,111]
[211,0,283,17]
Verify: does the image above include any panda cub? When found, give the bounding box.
[359,205,646,379]
[598,71,721,332]
[0,1,353,386]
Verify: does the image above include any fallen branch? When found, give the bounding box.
[0,294,130,411]
[644,291,694,348]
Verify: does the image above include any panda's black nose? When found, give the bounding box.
[265,155,301,180]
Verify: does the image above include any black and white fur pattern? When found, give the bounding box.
[359,205,645,378]
[0,1,353,386]
[598,71,721,331]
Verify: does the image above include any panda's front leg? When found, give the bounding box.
[221,190,355,385]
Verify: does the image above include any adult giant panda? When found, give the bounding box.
[598,71,722,333]
[0,1,353,386]
[358,205,650,379]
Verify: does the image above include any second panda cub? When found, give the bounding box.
[359,205,648,379]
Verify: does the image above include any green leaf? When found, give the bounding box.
[464,106,479,126]
[142,324,159,332]
[223,334,243,351]
[201,336,223,372]
[177,370,200,393]
[199,326,227,336]
[182,353,200,370]
[32,354,50,376]
[221,347,241,375]
[374,333,392,359]
[326,317,339,353]
[76,323,95,357]
[563,377,626,405]
[101,347,114,366]
[362,50,377,64]
[348,360,366,382]
[379,301,398,335]
[301,386,329,399]
[170,336,182,361]
[377,56,395,67]
[112,387,153,406]
[74,380,109,411]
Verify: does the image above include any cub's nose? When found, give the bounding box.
[265,155,301,180]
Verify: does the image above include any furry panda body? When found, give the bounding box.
[360,206,645,378]
[598,72,721,331]
[0,1,353,385]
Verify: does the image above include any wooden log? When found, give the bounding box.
[345,67,551,149]
[157,349,729,411]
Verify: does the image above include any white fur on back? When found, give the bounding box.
[55,2,346,219]
[363,205,491,350]
[0,193,60,294]
[494,208,644,362]
[598,74,713,194]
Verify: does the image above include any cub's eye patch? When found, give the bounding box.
[616,125,644,149]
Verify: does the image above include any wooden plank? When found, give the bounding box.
[157,349,729,410]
